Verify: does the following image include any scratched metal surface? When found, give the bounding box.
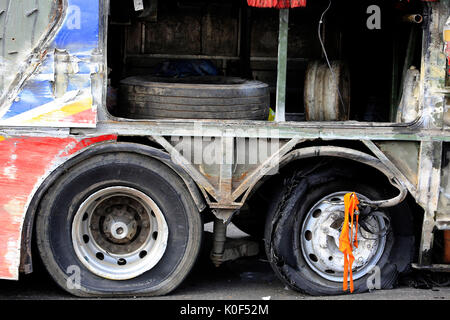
[0,0,448,284]
[0,0,105,279]
[0,0,100,128]
[0,134,116,280]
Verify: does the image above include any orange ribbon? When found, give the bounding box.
[339,192,360,293]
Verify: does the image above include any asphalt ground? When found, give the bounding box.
[0,224,448,302]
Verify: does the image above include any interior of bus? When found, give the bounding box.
[106,0,425,123]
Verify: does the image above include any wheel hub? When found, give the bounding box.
[72,186,169,280]
[97,198,143,245]
[300,192,386,282]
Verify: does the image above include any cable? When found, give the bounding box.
[359,210,391,240]
[317,0,347,115]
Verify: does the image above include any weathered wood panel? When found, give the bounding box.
[126,22,143,54]
[201,3,238,56]
[144,10,202,55]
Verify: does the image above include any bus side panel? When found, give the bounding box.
[0,134,116,280]
[0,0,101,128]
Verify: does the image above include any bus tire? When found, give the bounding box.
[264,165,414,296]
[36,152,202,297]
[119,76,270,120]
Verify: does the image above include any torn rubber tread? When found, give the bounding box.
[264,162,414,296]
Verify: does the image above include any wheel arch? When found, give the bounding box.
[276,145,409,208]
[263,147,416,295]
[20,141,206,274]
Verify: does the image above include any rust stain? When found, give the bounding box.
[237,171,249,181]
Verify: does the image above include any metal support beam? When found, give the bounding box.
[218,136,234,203]
[362,140,417,195]
[417,141,443,265]
[152,135,218,200]
[210,217,228,267]
[275,9,289,122]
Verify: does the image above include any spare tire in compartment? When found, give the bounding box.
[119,76,270,120]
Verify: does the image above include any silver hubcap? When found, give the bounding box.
[300,192,386,282]
[72,186,169,280]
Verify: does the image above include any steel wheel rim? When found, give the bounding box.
[72,186,169,280]
[300,191,386,282]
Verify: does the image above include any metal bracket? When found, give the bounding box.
[152,135,302,211]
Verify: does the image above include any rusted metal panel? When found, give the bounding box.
[76,119,450,142]
[153,134,301,215]
[418,140,443,265]
[372,141,420,188]
[437,143,450,229]
[419,2,449,130]
[0,133,116,280]
[154,133,406,216]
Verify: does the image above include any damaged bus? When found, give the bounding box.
[0,0,449,297]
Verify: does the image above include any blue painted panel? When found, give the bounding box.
[0,0,102,127]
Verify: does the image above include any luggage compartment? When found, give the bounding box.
[106,0,425,123]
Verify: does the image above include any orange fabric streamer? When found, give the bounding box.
[339,192,360,293]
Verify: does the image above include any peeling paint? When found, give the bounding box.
[0,0,448,279]
[0,0,100,128]
[0,134,117,280]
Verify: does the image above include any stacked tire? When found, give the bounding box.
[119,76,270,120]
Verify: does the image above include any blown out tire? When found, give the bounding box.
[36,153,202,297]
[264,165,414,296]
